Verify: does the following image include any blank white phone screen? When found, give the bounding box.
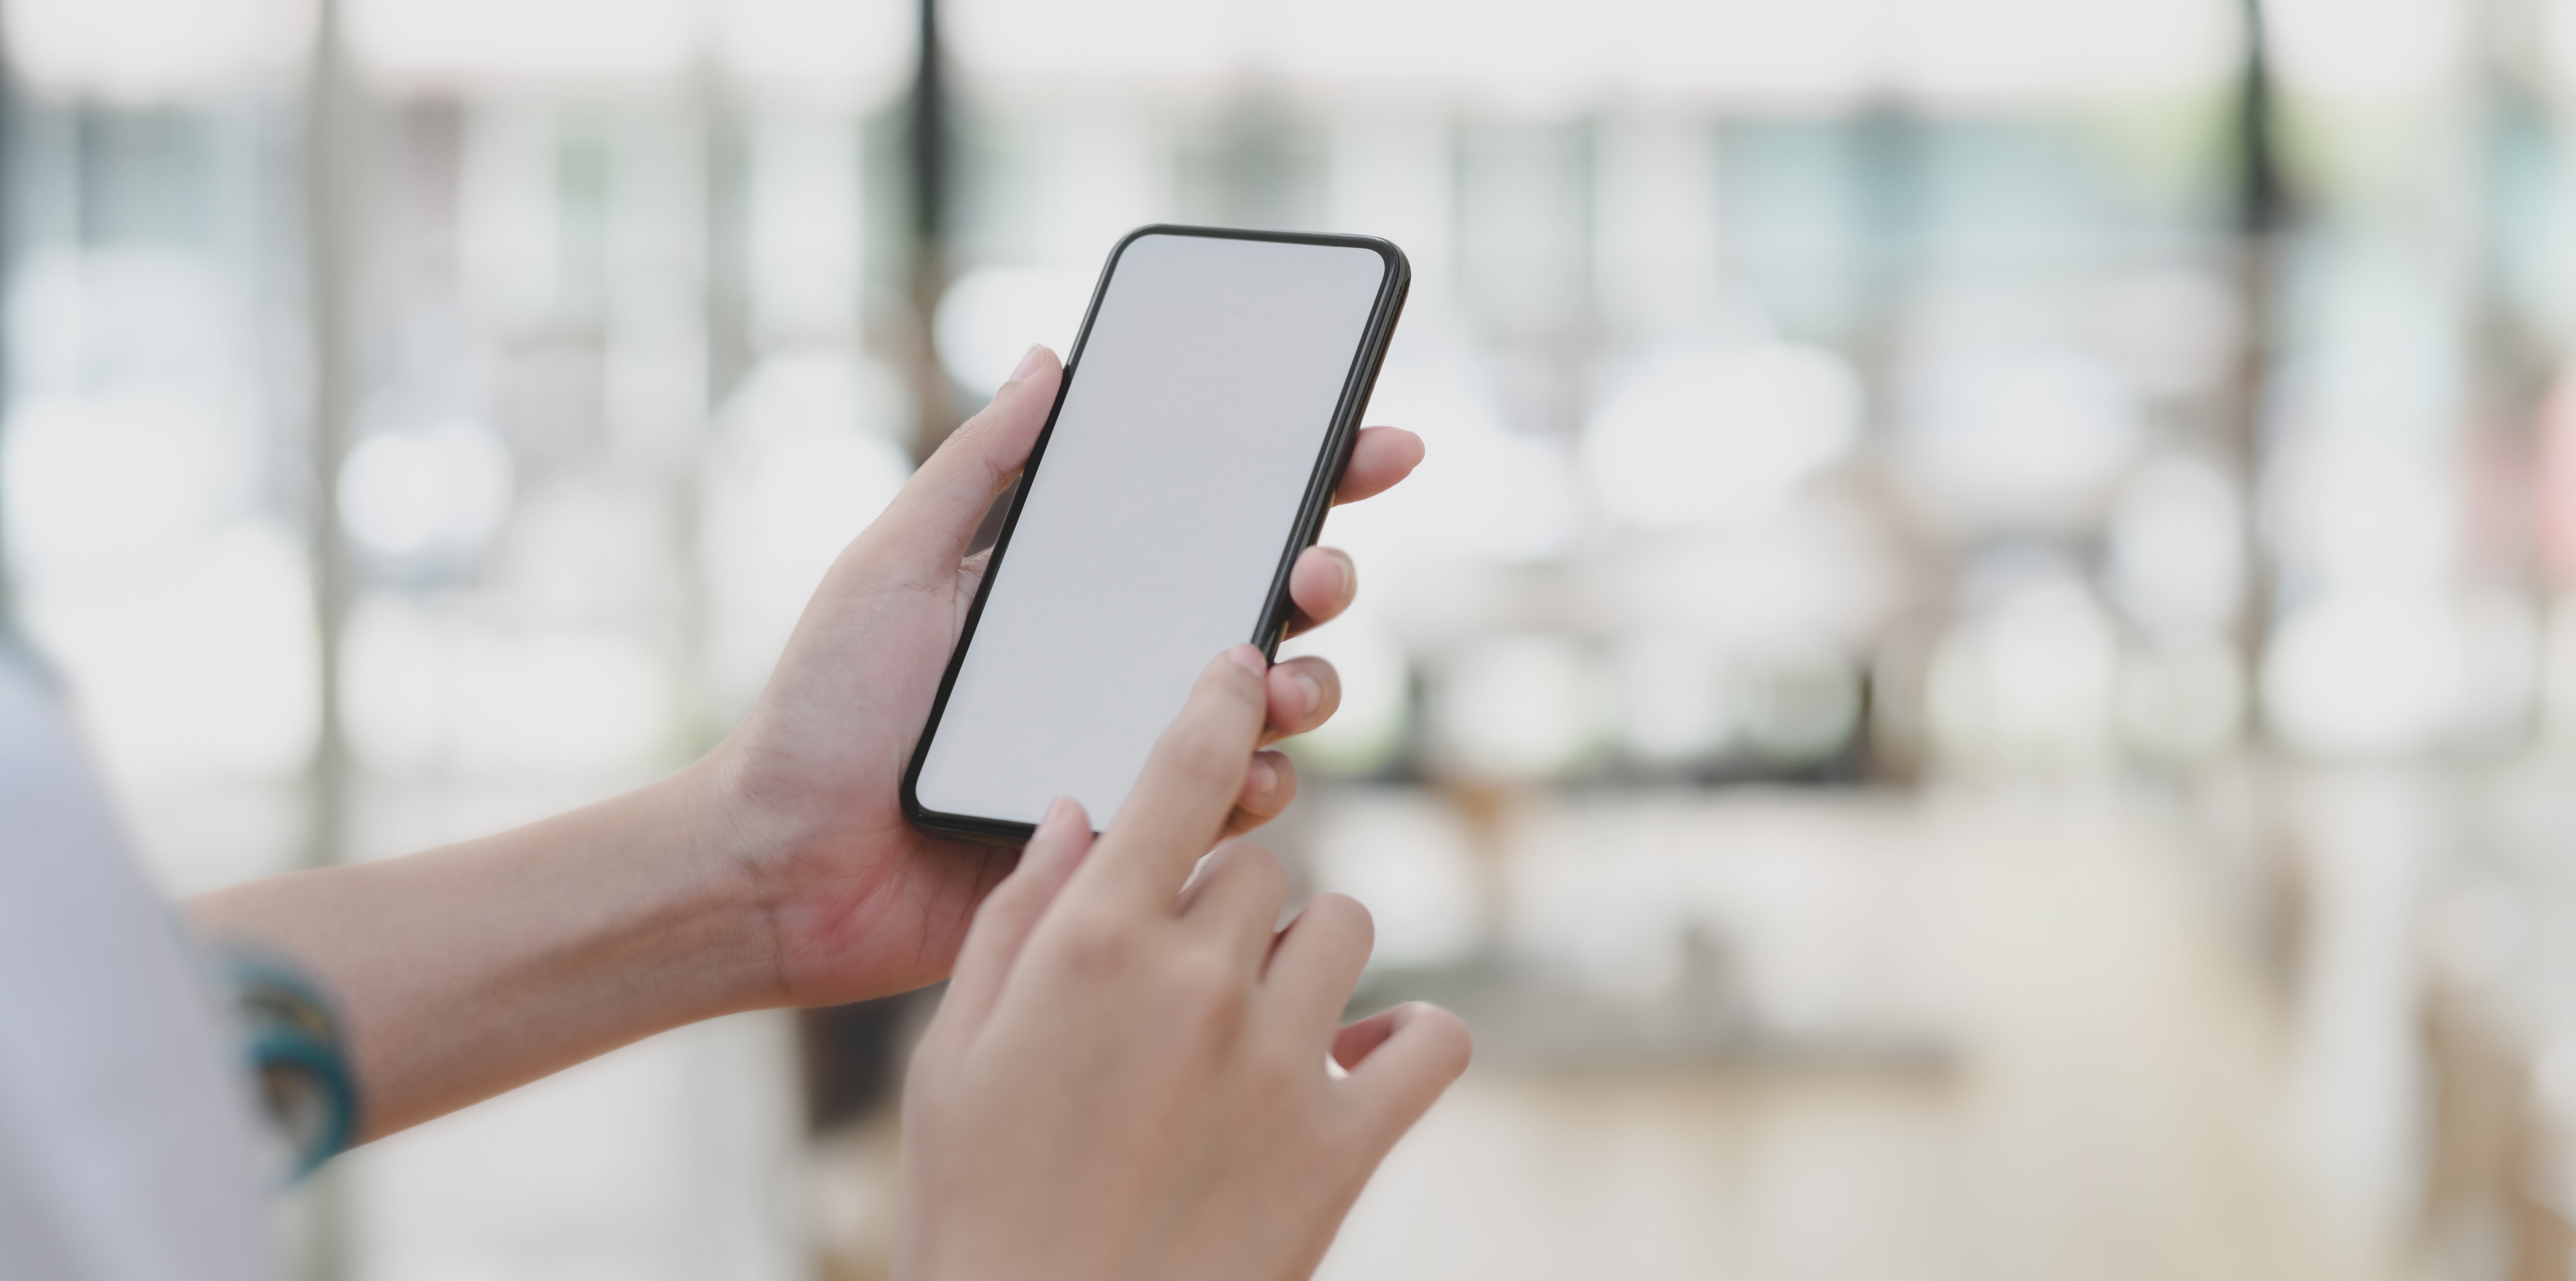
[913,232,1391,830]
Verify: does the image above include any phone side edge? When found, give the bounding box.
[1250,236,1411,657]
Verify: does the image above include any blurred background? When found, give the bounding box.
[12,0,2576,1276]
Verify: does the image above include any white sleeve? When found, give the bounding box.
[0,650,281,1281]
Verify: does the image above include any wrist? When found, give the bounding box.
[679,715,992,1011]
[627,754,795,1014]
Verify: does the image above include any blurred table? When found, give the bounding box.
[1314,787,2394,1281]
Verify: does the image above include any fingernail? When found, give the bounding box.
[1033,796,1075,842]
[1225,645,1267,679]
[1248,756,1278,798]
[1293,670,1322,715]
[1007,344,1048,383]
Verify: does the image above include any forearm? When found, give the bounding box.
[186,761,780,1142]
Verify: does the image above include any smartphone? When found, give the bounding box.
[902,225,1410,845]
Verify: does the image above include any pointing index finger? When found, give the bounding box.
[1068,646,1274,910]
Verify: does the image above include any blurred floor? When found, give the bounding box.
[813,785,2410,1281]
[323,776,813,1281]
[337,1010,808,1281]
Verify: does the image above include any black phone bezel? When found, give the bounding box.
[898,224,1411,848]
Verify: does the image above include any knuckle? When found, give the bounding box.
[1049,910,1136,976]
[1166,959,1249,1023]
[1245,1047,1310,1109]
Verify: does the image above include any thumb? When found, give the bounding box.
[876,345,1063,573]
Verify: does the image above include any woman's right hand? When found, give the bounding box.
[896,646,1473,1281]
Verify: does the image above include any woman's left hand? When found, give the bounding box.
[689,344,1423,1009]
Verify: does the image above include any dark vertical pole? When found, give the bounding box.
[2234,0,2287,245]
[702,73,749,410]
[298,8,358,1271]
[2226,0,2317,999]
[2230,0,2287,737]
[904,0,957,462]
[687,63,743,756]
[1852,98,1922,437]
[909,0,946,255]
[797,0,962,1140]
[1847,99,1926,785]
[303,0,356,878]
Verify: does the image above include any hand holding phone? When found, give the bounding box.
[680,236,1420,1011]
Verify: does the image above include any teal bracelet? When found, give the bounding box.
[229,958,359,1182]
